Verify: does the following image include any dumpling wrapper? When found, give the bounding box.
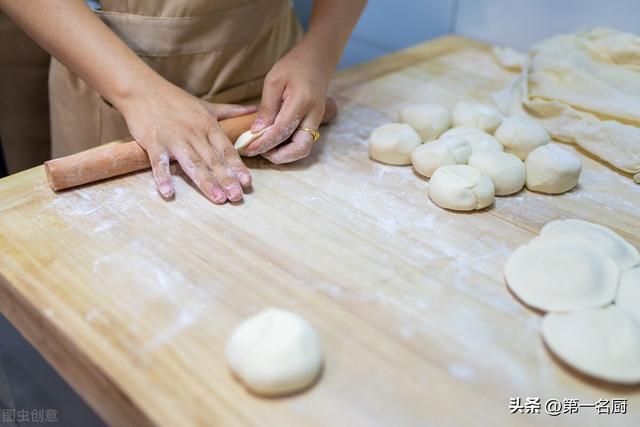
[234,126,272,156]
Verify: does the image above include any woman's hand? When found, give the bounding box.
[119,81,256,203]
[242,42,334,163]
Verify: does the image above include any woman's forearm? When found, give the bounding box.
[0,0,162,110]
[302,0,367,68]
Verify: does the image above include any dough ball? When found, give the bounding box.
[505,237,618,312]
[525,144,582,194]
[368,123,422,165]
[226,308,323,396]
[428,165,495,211]
[234,126,271,156]
[616,267,640,323]
[451,102,502,133]
[398,104,451,142]
[542,306,640,384]
[440,126,503,154]
[541,219,640,271]
[495,116,550,159]
[411,138,471,178]
[468,151,525,196]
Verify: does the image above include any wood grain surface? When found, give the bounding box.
[1,36,639,427]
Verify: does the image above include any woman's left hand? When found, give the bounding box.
[241,42,334,163]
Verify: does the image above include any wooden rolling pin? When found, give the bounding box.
[44,98,337,191]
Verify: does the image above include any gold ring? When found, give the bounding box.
[299,126,321,142]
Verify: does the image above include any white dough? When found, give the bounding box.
[616,267,640,323]
[494,116,550,159]
[525,144,582,194]
[451,102,502,133]
[541,219,640,271]
[505,237,618,312]
[542,306,640,384]
[399,104,451,142]
[411,138,471,178]
[226,308,323,396]
[234,126,271,156]
[468,151,525,196]
[439,126,503,154]
[428,165,495,211]
[368,123,422,165]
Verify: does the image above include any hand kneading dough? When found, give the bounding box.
[505,237,618,312]
[468,151,525,196]
[541,219,640,271]
[234,126,272,156]
[525,144,582,194]
[542,306,640,384]
[226,308,323,396]
[399,104,451,142]
[368,123,421,165]
[494,116,550,159]
[411,138,471,178]
[428,165,495,211]
[439,127,503,154]
[616,267,640,323]
[451,102,502,133]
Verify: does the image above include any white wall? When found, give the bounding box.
[454,0,640,49]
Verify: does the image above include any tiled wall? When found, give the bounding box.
[294,0,640,67]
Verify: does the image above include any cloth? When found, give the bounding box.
[0,11,51,174]
[50,0,302,157]
[493,27,640,180]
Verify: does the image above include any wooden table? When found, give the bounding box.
[1,36,639,427]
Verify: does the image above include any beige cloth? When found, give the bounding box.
[493,27,640,180]
[0,11,51,174]
[50,0,302,157]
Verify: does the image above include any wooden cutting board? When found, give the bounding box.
[1,36,639,427]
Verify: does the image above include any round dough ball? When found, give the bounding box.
[368,123,422,165]
[541,219,640,271]
[226,308,323,396]
[440,126,503,154]
[495,116,550,159]
[234,126,271,156]
[398,104,451,142]
[411,138,471,178]
[468,151,525,196]
[451,102,502,133]
[505,237,618,312]
[525,144,582,194]
[542,306,640,384]
[428,165,495,211]
[616,267,640,323]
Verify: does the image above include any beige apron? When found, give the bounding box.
[0,11,51,173]
[49,0,302,157]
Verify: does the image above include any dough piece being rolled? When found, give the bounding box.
[440,127,503,154]
[226,308,323,397]
[616,267,640,323]
[411,137,471,178]
[399,104,451,142]
[541,219,640,271]
[428,165,494,211]
[234,126,272,156]
[468,151,525,196]
[525,144,582,194]
[451,102,502,133]
[368,123,422,165]
[505,237,618,312]
[495,116,550,159]
[542,306,640,385]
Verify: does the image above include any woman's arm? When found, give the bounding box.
[244,0,366,163]
[0,0,253,203]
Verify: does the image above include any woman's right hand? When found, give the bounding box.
[118,80,256,204]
